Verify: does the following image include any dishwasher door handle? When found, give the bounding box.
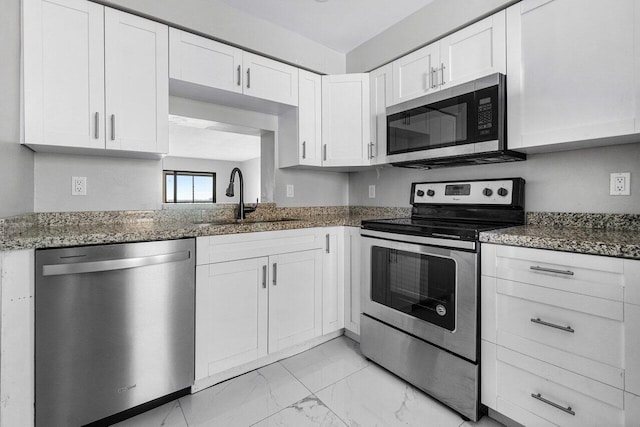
[42,251,191,276]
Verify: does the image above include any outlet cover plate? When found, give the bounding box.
[286,184,294,198]
[610,172,630,196]
[369,185,376,198]
[72,176,87,196]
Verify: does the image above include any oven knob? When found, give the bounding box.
[416,190,425,197]
[426,189,435,197]
[498,187,509,197]
[436,304,447,316]
[482,188,493,197]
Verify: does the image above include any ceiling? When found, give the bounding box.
[217,0,436,53]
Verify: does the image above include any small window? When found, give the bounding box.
[163,171,216,203]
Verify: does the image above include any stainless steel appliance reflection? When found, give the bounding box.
[35,239,195,427]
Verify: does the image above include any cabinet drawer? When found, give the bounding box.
[196,229,323,265]
[495,246,624,301]
[497,279,623,368]
[496,347,624,427]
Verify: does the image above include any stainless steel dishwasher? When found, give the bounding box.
[35,239,195,427]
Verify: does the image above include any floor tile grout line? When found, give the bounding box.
[313,361,372,395]
[278,360,316,396]
[312,392,350,427]
[176,398,191,427]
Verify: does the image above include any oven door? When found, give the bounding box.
[361,230,479,361]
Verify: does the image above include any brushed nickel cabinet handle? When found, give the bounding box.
[237,65,241,86]
[246,68,251,88]
[530,265,574,276]
[302,141,306,159]
[272,263,277,285]
[323,144,327,161]
[530,317,575,333]
[531,393,575,416]
[94,112,99,139]
[440,64,446,86]
[262,265,267,288]
[326,234,330,254]
[431,67,437,88]
[110,114,115,140]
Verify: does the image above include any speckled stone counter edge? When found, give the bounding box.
[0,205,411,251]
[526,212,640,231]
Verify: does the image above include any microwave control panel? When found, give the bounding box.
[412,179,518,205]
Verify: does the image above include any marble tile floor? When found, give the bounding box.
[114,336,503,427]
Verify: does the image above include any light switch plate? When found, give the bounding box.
[72,176,87,196]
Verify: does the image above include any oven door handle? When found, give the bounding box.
[360,229,476,251]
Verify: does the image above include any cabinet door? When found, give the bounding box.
[298,70,322,166]
[268,250,322,352]
[369,64,392,165]
[344,227,361,336]
[23,0,105,149]
[322,229,344,334]
[321,74,370,167]
[392,42,440,105]
[104,8,168,154]
[243,52,299,106]
[507,0,636,150]
[169,28,243,94]
[440,10,506,89]
[195,258,268,380]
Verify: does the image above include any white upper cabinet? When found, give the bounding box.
[169,28,243,94]
[242,52,299,106]
[298,70,323,166]
[23,0,105,150]
[391,10,506,106]
[169,29,298,106]
[322,74,371,167]
[369,64,392,165]
[23,0,169,155]
[104,8,168,153]
[392,42,440,105]
[440,10,505,89]
[507,0,639,151]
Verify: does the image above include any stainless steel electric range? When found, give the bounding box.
[360,178,525,421]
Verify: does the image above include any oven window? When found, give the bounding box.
[371,246,456,331]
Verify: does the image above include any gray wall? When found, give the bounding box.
[100,0,344,74]
[34,153,161,212]
[346,0,517,72]
[0,0,35,217]
[349,143,640,214]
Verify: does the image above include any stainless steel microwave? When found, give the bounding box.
[386,73,525,168]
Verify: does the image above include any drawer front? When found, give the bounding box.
[497,347,624,427]
[495,246,624,301]
[196,229,324,265]
[497,280,623,368]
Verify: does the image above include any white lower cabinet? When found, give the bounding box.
[322,228,344,335]
[195,228,346,385]
[344,227,361,337]
[481,243,640,426]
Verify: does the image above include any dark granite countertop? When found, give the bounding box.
[480,212,640,260]
[0,206,409,251]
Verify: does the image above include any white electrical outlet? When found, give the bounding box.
[610,172,630,196]
[369,185,376,198]
[286,184,294,198]
[71,176,87,196]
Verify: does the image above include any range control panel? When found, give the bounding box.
[412,179,522,205]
